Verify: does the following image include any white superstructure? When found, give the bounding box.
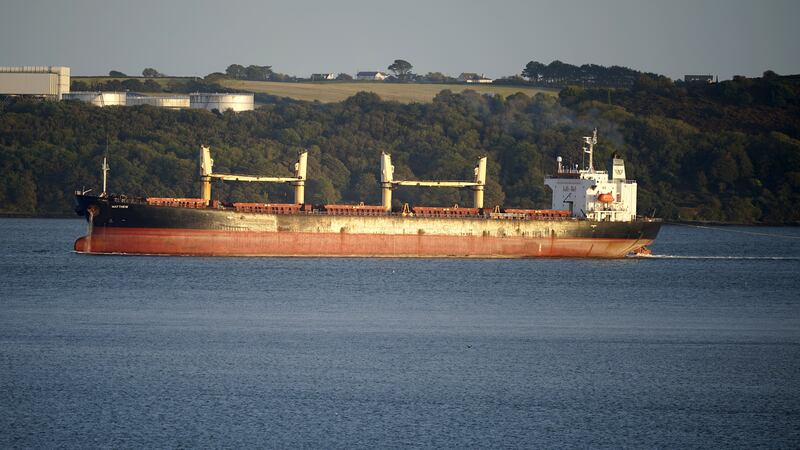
[544,130,638,222]
[0,66,70,99]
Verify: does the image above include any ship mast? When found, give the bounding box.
[101,135,110,197]
[583,128,598,172]
[101,157,110,197]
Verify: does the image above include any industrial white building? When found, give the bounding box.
[0,66,70,99]
[0,66,255,112]
[189,93,254,112]
[127,95,190,109]
[62,91,126,107]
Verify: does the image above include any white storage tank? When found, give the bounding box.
[127,95,190,109]
[0,66,70,99]
[190,93,254,112]
[62,91,126,107]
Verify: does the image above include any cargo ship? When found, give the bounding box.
[74,131,661,257]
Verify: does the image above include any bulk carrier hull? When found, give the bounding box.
[74,195,661,258]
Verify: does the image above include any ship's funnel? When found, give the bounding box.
[611,153,626,181]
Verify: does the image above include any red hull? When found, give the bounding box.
[74,227,653,258]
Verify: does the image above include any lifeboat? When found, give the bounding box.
[597,192,614,203]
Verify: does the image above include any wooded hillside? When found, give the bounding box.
[1,78,798,223]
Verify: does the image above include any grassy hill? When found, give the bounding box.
[217,80,556,103]
[72,76,556,103]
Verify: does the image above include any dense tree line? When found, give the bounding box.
[84,60,658,88]
[223,64,298,82]
[515,60,661,88]
[225,64,272,81]
[70,78,239,94]
[560,72,800,138]
[142,68,165,77]
[1,83,798,223]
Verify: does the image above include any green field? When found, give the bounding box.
[219,80,557,103]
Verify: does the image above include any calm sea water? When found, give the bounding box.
[1,219,798,448]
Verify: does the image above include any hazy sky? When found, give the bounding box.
[1,0,798,80]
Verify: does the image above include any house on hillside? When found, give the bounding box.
[684,74,715,84]
[311,73,336,81]
[356,71,388,81]
[458,73,493,84]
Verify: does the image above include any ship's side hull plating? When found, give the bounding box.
[74,196,660,258]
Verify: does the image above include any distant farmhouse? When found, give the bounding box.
[458,73,493,84]
[356,71,388,81]
[310,73,336,81]
[684,74,716,84]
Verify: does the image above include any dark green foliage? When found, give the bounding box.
[245,65,273,81]
[420,72,457,83]
[225,64,285,81]
[142,68,163,77]
[1,83,798,223]
[520,60,660,88]
[225,64,246,79]
[387,60,413,80]
[563,74,800,138]
[109,70,127,77]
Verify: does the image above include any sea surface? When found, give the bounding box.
[1,218,798,448]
